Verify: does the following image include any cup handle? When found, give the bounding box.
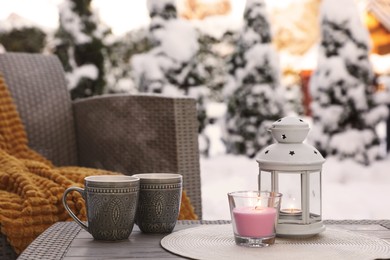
[62,187,88,231]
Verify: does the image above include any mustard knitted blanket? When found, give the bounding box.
[0,74,197,254]
[0,74,118,254]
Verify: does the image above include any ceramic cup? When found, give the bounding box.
[133,173,182,233]
[62,175,140,241]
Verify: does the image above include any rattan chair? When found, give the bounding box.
[0,52,202,259]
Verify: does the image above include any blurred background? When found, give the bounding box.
[1,0,390,220]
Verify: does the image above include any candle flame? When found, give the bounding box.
[289,198,296,211]
[255,198,262,210]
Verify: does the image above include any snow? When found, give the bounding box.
[317,105,343,131]
[206,102,227,118]
[158,20,199,63]
[329,130,369,156]
[321,0,370,47]
[200,154,390,220]
[0,13,38,32]
[366,106,390,126]
[203,123,226,157]
[58,0,91,44]
[245,44,279,80]
[191,15,242,40]
[113,78,136,93]
[65,64,98,90]
[348,84,368,110]
[131,53,164,82]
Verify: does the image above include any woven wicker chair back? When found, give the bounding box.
[0,53,78,166]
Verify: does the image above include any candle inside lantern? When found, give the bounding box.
[233,206,277,237]
[280,197,302,216]
[280,208,302,216]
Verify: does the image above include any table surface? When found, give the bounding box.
[18,220,390,260]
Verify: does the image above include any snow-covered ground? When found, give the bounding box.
[200,154,390,220]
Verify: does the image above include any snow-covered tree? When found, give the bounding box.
[194,31,236,134]
[53,0,111,99]
[104,28,151,94]
[309,0,388,165]
[132,0,203,96]
[225,0,285,158]
[0,14,46,53]
[0,27,46,53]
[131,0,213,140]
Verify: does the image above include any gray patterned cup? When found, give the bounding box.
[133,173,182,233]
[62,175,140,241]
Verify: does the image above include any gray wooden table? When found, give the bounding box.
[18,220,390,260]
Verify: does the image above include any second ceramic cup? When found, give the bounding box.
[133,173,182,233]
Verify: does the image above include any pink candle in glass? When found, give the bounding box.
[233,206,277,237]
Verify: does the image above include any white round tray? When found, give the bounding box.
[161,224,390,260]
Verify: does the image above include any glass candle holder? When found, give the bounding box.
[228,191,282,247]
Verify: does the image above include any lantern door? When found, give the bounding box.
[258,170,322,225]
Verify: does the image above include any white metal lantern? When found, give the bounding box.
[256,116,326,237]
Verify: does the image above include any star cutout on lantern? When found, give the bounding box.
[314,150,318,154]
[282,134,287,139]
[289,151,295,156]
[265,150,269,154]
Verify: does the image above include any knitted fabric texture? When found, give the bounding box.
[0,74,197,254]
[179,190,198,220]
